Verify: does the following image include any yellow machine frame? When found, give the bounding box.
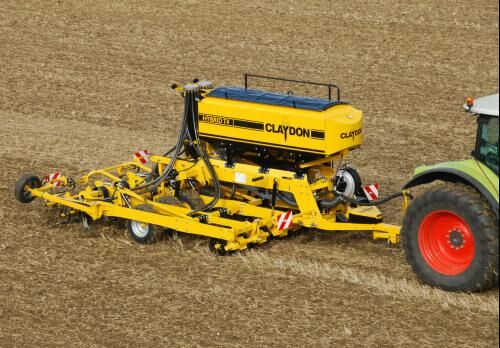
[26,153,403,253]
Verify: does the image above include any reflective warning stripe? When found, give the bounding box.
[362,184,379,201]
[43,171,61,187]
[277,211,293,230]
[134,150,149,164]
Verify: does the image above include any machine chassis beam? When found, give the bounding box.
[26,155,401,251]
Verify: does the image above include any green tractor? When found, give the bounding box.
[403,94,499,292]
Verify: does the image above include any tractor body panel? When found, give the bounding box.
[404,159,499,216]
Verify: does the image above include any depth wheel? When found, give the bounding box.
[179,189,205,210]
[402,183,499,292]
[127,204,160,244]
[208,238,229,256]
[14,174,42,203]
[157,196,184,207]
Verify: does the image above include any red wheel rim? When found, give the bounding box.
[418,210,474,276]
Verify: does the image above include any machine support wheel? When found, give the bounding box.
[14,174,42,203]
[127,204,160,244]
[402,183,499,292]
[157,196,184,207]
[179,189,205,210]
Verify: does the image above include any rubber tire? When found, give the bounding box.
[346,167,362,193]
[14,174,42,203]
[344,167,368,199]
[179,189,205,210]
[198,186,215,197]
[127,204,159,244]
[157,196,184,207]
[402,183,499,292]
[335,167,362,197]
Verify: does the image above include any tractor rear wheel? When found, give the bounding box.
[402,183,498,292]
[14,174,42,203]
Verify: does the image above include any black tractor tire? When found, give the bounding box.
[179,189,205,210]
[402,183,499,292]
[14,174,42,203]
[127,204,160,244]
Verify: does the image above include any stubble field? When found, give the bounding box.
[0,1,498,347]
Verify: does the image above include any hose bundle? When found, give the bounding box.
[133,85,221,214]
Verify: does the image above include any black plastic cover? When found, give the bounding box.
[206,87,345,111]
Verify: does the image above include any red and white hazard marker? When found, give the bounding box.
[362,183,379,201]
[277,211,293,231]
[43,171,62,187]
[134,150,149,164]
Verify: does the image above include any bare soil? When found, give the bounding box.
[0,1,498,347]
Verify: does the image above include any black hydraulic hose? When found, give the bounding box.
[318,195,345,210]
[353,191,411,206]
[146,145,177,182]
[133,94,191,193]
[188,147,221,214]
[320,190,411,209]
[185,89,222,214]
[148,105,190,188]
[271,182,410,210]
[277,192,298,207]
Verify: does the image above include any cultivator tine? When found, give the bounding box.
[46,205,77,227]
[47,205,59,226]
[47,205,65,227]
[120,193,131,208]
[82,214,90,229]
[63,207,72,224]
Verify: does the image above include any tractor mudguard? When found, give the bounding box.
[403,159,499,217]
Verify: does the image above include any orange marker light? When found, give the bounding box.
[466,97,474,107]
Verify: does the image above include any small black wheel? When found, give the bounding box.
[14,174,42,203]
[179,189,205,210]
[157,196,184,207]
[127,204,159,244]
[402,183,499,292]
[208,238,229,256]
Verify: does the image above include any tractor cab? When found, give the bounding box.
[465,94,499,175]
